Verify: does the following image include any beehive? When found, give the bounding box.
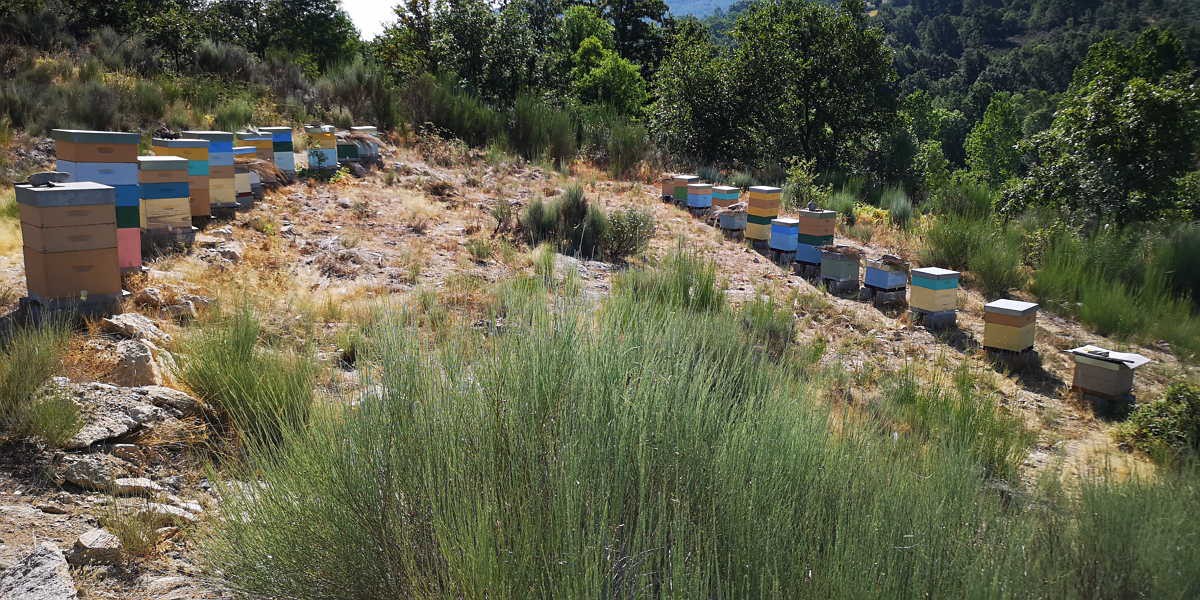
[1067,345,1149,399]
[796,207,835,264]
[258,126,295,173]
[910,267,959,313]
[233,146,255,208]
[305,125,338,169]
[745,186,781,242]
[152,138,210,219]
[712,185,740,209]
[51,130,140,270]
[16,178,120,299]
[983,299,1038,352]
[769,218,799,252]
[672,175,699,204]
[137,156,190,231]
[236,131,275,161]
[182,131,236,210]
[865,256,908,291]
[687,183,713,209]
[819,246,860,283]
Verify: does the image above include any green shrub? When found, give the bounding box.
[0,319,70,434]
[178,307,315,449]
[697,165,722,183]
[404,73,504,147]
[921,215,987,269]
[728,171,755,189]
[613,249,724,312]
[968,229,1025,297]
[20,389,81,448]
[519,185,605,258]
[213,97,255,133]
[204,255,1200,599]
[1153,224,1200,303]
[607,120,648,176]
[882,186,913,229]
[738,294,794,355]
[465,237,494,262]
[1118,383,1200,462]
[827,190,858,225]
[602,207,655,261]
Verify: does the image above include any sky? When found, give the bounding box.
[342,0,396,41]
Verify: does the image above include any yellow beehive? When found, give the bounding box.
[140,198,192,229]
[983,299,1038,352]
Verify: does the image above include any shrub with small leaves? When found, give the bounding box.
[1118,383,1200,462]
[603,208,654,261]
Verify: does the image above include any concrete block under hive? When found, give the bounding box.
[909,267,959,313]
[686,183,712,209]
[672,175,699,205]
[745,186,781,242]
[1067,345,1149,400]
[982,299,1038,352]
[712,186,740,209]
[16,177,120,300]
[152,138,210,218]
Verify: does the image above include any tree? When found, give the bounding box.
[571,37,647,116]
[965,93,1022,186]
[599,0,669,70]
[562,5,614,51]
[262,0,358,71]
[726,0,899,172]
[648,20,738,162]
[1004,29,1200,225]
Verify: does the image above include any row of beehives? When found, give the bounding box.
[304,125,382,170]
[12,124,374,314]
[659,173,1151,400]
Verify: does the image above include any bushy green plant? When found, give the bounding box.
[881,186,913,229]
[728,171,755,189]
[601,207,654,261]
[968,229,1025,297]
[519,185,605,258]
[465,237,494,262]
[0,319,70,434]
[827,190,858,225]
[738,294,794,355]
[921,215,987,269]
[607,121,648,176]
[20,390,81,448]
[1118,383,1200,462]
[178,307,315,449]
[613,249,724,312]
[213,97,255,132]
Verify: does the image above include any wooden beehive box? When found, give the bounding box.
[819,246,861,282]
[687,183,713,208]
[910,267,959,313]
[983,299,1038,352]
[16,178,120,299]
[1068,345,1149,399]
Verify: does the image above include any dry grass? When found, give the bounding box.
[0,189,20,257]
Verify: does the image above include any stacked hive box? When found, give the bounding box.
[305,125,337,169]
[137,156,190,233]
[819,246,861,294]
[183,131,236,212]
[233,146,255,209]
[796,207,836,266]
[236,131,275,162]
[686,183,712,210]
[865,257,908,292]
[672,175,699,205]
[910,267,959,312]
[16,177,120,301]
[51,129,141,270]
[336,131,359,163]
[983,299,1038,353]
[152,138,210,220]
[1067,345,1150,400]
[659,176,675,201]
[745,186,781,244]
[259,126,295,174]
[769,218,799,253]
[712,186,740,209]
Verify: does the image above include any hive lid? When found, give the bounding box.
[304,125,336,134]
[911,267,959,279]
[672,174,699,182]
[798,208,836,218]
[152,138,209,148]
[713,185,740,193]
[748,185,781,194]
[182,130,236,142]
[233,146,256,155]
[984,299,1039,316]
[771,217,799,226]
[350,126,378,133]
[16,179,114,207]
[687,183,713,190]
[1067,345,1150,369]
[237,132,272,141]
[138,156,188,170]
[50,129,140,144]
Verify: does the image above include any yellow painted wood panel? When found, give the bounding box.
[909,286,957,312]
[141,198,191,229]
[983,322,1035,351]
[745,223,770,240]
[154,146,208,160]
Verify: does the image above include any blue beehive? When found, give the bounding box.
[769,218,799,252]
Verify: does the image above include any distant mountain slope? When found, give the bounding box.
[666,0,736,17]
